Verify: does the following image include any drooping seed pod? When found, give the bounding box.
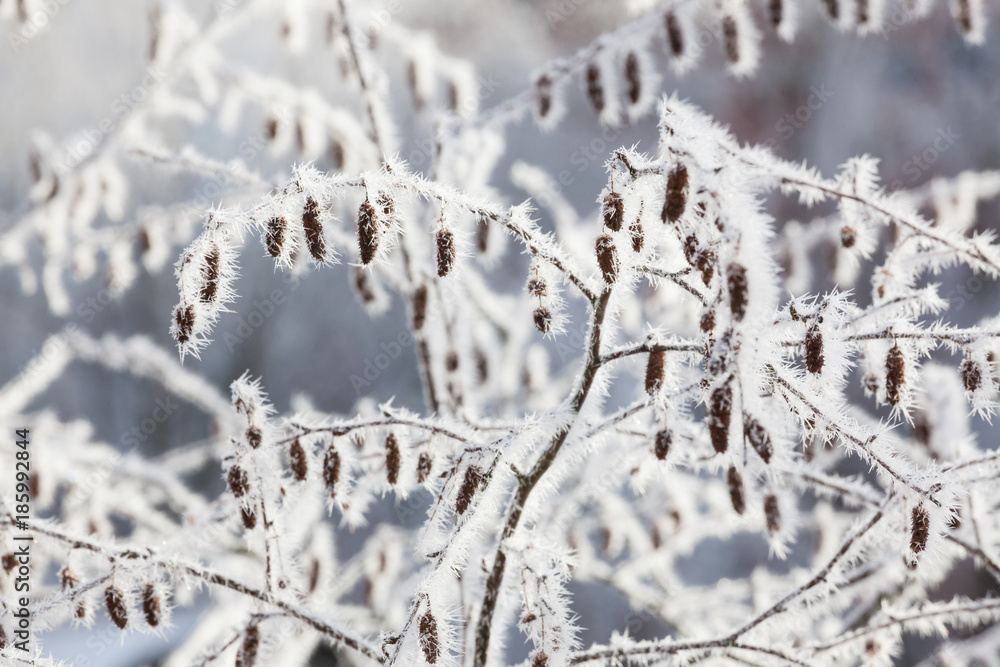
[105,586,128,630]
[727,263,748,322]
[0,623,6,650]
[446,350,459,372]
[744,415,773,463]
[323,445,341,497]
[173,304,195,345]
[142,583,161,627]
[302,196,326,261]
[727,466,745,515]
[228,464,249,498]
[764,494,780,535]
[585,62,604,114]
[475,347,489,382]
[535,74,553,119]
[200,246,220,303]
[385,433,401,485]
[769,0,783,27]
[265,217,286,257]
[455,465,483,515]
[290,438,308,482]
[709,383,733,454]
[61,567,79,590]
[822,0,839,20]
[665,12,684,57]
[722,15,739,64]
[662,165,688,223]
[417,452,433,484]
[532,652,549,667]
[911,504,929,554]
[419,610,440,664]
[437,228,456,277]
[885,343,905,406]
[696,249,716,286]
[840,225,857,248]
[533,307,552,334]
[624,52,641,105]
[596,234,619,285]
[805,322,824,374]
[654,428,671,460]
[700,309,716,333]
[961,355,982,392]
[412,285,428,331]
[241,506,257,529]
[246,426,262,449]
[683,235,699,265]
[603,191,624,231]
[645,348,666,395]
[527,276,547,297]
[629,219,644,252]
[236,625,260,667]
[358,197,379,264]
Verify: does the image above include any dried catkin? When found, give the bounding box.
[665,12,684,57]
[961,356,982,392]
[700,310,716,333]
[385,433,401,485]
[323,445,341,497]
[412,285,428,331]
[885,343,905,406]
[645,348,666,395]
[911,504,929,554]
[228,465,249,498]
[358,198,379,265]
[290,438,308,482]
[200,246,220,303]
[744,415,773,463]
[586,63,604,114]
[61,567,79,590]
[533,652,549,667]
[709,383,733,454]
[105,586,128,630]
[419,610,440,664]
[437,228,456,277]
[630,219,644,252]
[456,465,483,515]
[722,15,739,64]
[527,277,547,297]
[603,191,624,231]
[769,0,783,27]
[536,75,553,119]
[840,225,856,248]
[417,452,433,484]
[266,216,286,257]
[142,583,161,627]
[764,495,780,535]
[241,506,257,529]
[246,426,262,449]
[956,0,972,34]
[353,266,377,304]
[446,350,459,372]
[596,234,619,284]
[302,196,325,261]
[805,322,824,374]
[236,625,260,667]
[533,307,552,334]
[822,0,839,19]
[477,213,490,253]
[727,466,745,515]
[624,52,641,105]
[475,347,489,382]
[662,165,688,223]
[727,263,748,322]
[655,428,671,460]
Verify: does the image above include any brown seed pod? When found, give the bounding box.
[535,75,553,119]
[727,263,748,322]
[683,235,699,265]
[709,383,733,454]
[662,165,688,223]
[228,464,249,498]
[200,247,220,303]
[385,433,401,485]
[645,348,666,395]
[105,586,128,630]
[654,428,671,460]
[534,307,552,334]
[630,219,644,252]
[533,652,550,667]
[796,321,821,372]
[476,213,490,254]
[586,62,604,114]
[358,198,379,265]
[624,52,641,105]
[885,343,905,406]
[241,506,257,529]
[353,266,377,304]
[142,583,161,627]
[417,452,433,484]
[0,623,6,650]
[700,310,716,333]
[246,426,263,449]
[412,285,428,331]
[696,249,716,286]
[727,466,745,515]
[302,196,326,261]
[290,438,308,482]
[323,445,341,497]
[769,0,783,27]
[764,495,780,535]
[265,217,286,257]
[236,625,260,667]
[527,277,547,297]
[475,347,489,382]
[596,234,619,285]
[603,191,624,231]
[61,567,79,590]
[722,15,739,64]
[437,228,456,277]
[419,610,440,664]
[446,350,459,372]
[665,12,684,57]
[961,356,982,392]
[455,465,483,515]
[822,0,838,19]
[840,225,857,248]
[910,504,929,554]
[174,304,195,345]
[744,415,773,463]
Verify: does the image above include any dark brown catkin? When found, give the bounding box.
[655,428,671,460]
[709,383,733,454]
[412,285,428,331]
[61,567,79,590]
[353,266,377,304]
[885,343,905,406]
[477,214,490,254]
[624,52,641,105]
[769,0,783,27]
[586,62,604,114]
[417,452,433,484]
[630,218,644,252]
[437,228,456,277]
[665,12,684,57]
[696,249,716,286]
[105,586,128,630]
[961,356,982,392]
[603,191,624,231]
[200,246,220,303]
[246,426,262,449]
[142,583,161,627]
[385,434,401,485]
[323,446,341,497]
[241,506,257,529]
[805,322,824,374]
[475,347,489,382]
[911,504,929,554]
[533,652,549,667]
[744,415,773,463]
[527,277,547,297]
[446,350,459,372]
[533,307,552,334]
[596,234,619,285]
[455,465,483,515]
[358,198,379,265]
[722,15,739,64]
[840,225,857,248]
[290,438,308,482]
[419,610,440,664]
[727,263,748,322]
[536,75,553,119]
[228,464,249,498]
[302,196,326,261]
[0,624,6,650]
[727,466,745,515]
[236,625,260,667]
[645,348,666,395]
[662,165,688,223]
[764,495,780,535]
[266,216,286,257]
